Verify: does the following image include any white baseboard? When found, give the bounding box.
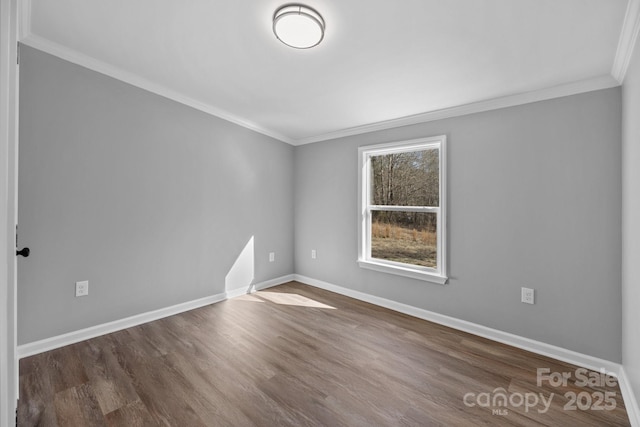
[294,274,620,373]
[17,274,294,359]
[294,274,640,427]
[618,367,640,427]
[294,274,640,426]
[15,272,640,426]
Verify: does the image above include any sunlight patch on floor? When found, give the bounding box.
[254,292,336,309]
[234,294,265,303]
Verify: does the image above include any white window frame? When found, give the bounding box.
[357,136,447,284]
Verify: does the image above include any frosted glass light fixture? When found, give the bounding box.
[273,4,325,49]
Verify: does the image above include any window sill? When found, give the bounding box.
[357,259,448,285]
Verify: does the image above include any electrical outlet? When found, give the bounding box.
[269,252,275,262]
[75,280,89,297]
[311,249,317,259]
[521,287,534,304]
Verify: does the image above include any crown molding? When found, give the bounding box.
[19,28,622,147]
[292,75,621,145]
[612,0,640,83]
[18,34,295,145]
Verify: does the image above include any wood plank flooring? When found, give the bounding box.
[18,281,631,426]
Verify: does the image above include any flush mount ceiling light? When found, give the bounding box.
[273,4,325,49]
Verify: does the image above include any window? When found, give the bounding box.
[358,136,447,284]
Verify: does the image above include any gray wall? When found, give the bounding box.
[294,88,622,362]
[18,44,625,366]
[18,46,294,344]
[622,33,640,408]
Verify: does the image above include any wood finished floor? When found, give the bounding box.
[18,281,630,426]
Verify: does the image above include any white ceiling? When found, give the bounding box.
[19,0,639,145]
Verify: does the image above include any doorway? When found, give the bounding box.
[1,0,20,425]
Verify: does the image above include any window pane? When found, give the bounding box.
[371,149,439,206]
[371,211,437,268]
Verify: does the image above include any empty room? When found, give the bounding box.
[2,0,640,426]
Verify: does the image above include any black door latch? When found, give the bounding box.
[16,247,30,257]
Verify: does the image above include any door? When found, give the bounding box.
[0,0,20,425]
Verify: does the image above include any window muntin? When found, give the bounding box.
[358,136,447,284]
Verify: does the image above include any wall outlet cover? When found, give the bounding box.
[521,287,534,304]
[75,280,89,297]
